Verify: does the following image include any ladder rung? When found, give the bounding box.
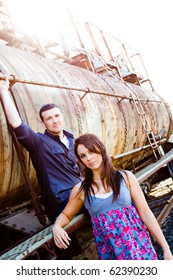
[138,112,145,115]
[130,88,163,160]
[148,135,155,140]
[150,145,158,149]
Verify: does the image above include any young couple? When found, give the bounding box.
[0,78,172,260]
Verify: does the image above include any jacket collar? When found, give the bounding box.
[44,129,74,141]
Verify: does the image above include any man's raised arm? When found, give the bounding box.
[0,79,22,128]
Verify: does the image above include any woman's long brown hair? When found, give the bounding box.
[74,133,123,204]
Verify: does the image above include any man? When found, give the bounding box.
[0,78,81,221]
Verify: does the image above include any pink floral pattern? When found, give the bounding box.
[91,205,157,260]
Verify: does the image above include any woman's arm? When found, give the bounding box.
[126,170,173,260]
[53,183,84,249]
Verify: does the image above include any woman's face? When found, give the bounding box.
[77,144,103,171]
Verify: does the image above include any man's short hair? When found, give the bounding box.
[39,103,60,121]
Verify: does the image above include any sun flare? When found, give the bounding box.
[5,0,73,39]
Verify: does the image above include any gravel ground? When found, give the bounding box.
[147,178,173,260]
[153,208,173,259]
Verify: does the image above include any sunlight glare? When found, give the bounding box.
[5,0,72,39]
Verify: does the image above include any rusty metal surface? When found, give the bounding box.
[0,44,173,209]
[0,213,88,260]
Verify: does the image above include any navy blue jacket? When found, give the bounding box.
[13,121,81,220]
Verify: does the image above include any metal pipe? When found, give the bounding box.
[0,74,171,105]
[99,29,114,61]
[135,149,173,184]
[113,139,166,159]
[85,22,101,56]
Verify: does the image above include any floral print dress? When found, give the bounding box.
[84,175,157,260]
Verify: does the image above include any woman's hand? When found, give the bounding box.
[52,183,84,249]
[53,225,71,249]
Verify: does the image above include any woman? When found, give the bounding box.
[53,133,173,260]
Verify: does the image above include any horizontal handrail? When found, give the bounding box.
[0,74,172,105]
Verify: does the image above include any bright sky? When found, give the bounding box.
[4,0,173,104]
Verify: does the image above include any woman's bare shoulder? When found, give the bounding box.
[69,181,84,199]
[73,181,82,190]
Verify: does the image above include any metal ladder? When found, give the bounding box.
[90,53,122,78]
[89,54,164,160]
[127,86,164,159]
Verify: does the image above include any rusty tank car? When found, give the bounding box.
[0,18,173,260]
[0,44,173,209]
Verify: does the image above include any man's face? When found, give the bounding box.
[41,107,63,135]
